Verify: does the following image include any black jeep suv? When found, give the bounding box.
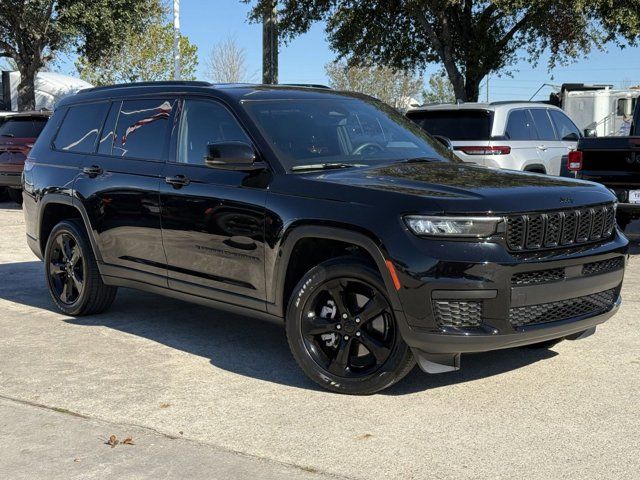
[23,82,628,394]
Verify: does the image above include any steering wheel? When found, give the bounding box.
[352,142,384,156]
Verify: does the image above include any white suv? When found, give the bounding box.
[406,102,583,175]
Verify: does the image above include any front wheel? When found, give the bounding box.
[7,188,22,204]
[286,257,415,394]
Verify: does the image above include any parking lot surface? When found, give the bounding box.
[0,202,639,480]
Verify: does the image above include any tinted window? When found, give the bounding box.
[548,110,580,141]
[113,99,174,160]
[244,97,451,170]
[97,101,121,155]
[177,99,250,165]
[54,103,109,153]
[530,109,556,141]
[0,117,47,138]
[505,110,536,140]
[407,110,492,140]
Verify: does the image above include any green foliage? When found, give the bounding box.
[422,72,456,104]
[246,0,640,101]
[77,23,198,85]
[326,61,423,109]
[0,0,161,109]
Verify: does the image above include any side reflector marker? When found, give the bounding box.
[385,260,401,291]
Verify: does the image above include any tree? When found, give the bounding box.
[0,0,161,110]
[422,72,455,104]
[246,0,640,102]
[76,23,198,85]
[326,61,423,109]
[205,36,253,83]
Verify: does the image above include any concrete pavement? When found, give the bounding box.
[0,202,639,479]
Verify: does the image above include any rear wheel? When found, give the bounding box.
[286,257,415,394]
[44,219,117,316]
[0,187,8,202]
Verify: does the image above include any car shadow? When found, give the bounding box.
[0,260,565,395]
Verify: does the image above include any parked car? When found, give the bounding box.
[406,102,586,175]
[0,111,17,202]
[0,111,50,204]
[23,82,628,394]
[564,99,640,230]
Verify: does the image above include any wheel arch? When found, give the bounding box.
[268,224,402,318]
[523,163,547,174]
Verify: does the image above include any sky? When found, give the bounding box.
[58,0,640,102]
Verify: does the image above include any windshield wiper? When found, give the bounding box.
[291,162,365,172]
[401,156,441,163]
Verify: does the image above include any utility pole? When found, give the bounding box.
[262,1,278,84]
[485,75,489,102]
[173,0,181,80]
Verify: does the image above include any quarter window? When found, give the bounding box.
[113,99,175,160]
[530,109,556,141]
[548,110,580,141]
[177,99,251,165]
[505,110,536,140]
[53,103,109,153]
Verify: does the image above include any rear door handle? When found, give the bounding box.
[537,145,547,151]
[82,165,103,177]
[165,174,190,188]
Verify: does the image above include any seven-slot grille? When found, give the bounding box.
[506,204,616,252]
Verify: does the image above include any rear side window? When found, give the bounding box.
[548,110,580,141]
[0,117,47,138]
[529,109,556,141]
[113,99,175,160]
[54,103,109,153]
[406,110,492,140]
[505,110,536,140]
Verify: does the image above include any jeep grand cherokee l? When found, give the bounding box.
[23,82,628,394]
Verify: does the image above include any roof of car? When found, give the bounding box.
[59,81,345,108]
[407,101,558,113]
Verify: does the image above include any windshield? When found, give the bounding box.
[0,117,47,138]
[242,96,455,170]
[406,110,493,141]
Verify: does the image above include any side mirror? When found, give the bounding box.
[205,142,264,171]
[583,128,597,138]
[432,135,454,151]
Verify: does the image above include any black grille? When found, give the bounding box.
[506,204,616,252]
[433,300,482,328]
[508,289,617,327]
[583,257,625,276]
[512,268,566,286]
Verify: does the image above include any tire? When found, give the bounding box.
[286,257,415,394]
[44,219,117,316]
[7,188,22,205]
[523,338,564,349]
[0,187,8,202]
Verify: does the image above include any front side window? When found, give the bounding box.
[113,99,174,160]
[505,109,536,140]
[0,117,48,139]
[529,109,556,141]
[548,110,580,141]
[177,99,251,165]
[242,96,453,170]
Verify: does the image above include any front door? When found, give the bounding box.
[160,98,269,310]
[529,108,565,175]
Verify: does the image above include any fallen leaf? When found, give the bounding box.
[122,437,134,445]
[73,458,81,463]
[179,431,184,435]
[356,433,373,440]
[159,403,171,409]
[107,435,118,448]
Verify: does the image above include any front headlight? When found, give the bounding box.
[404,215,503,238]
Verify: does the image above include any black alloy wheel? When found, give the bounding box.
[286,257,415,395]
[48,232,85,305]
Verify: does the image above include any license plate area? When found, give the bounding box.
[629,190,640,204]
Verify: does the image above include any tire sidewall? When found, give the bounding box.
[286,258,413,394]
[44,220,92,316]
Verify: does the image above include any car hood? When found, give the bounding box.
[300,161,614,214]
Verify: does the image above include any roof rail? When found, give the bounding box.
[78,80,212,93]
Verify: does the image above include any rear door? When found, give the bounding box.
[529,108,564,175]
[503,109,539,170]
[74,98,176,286]
[160,97,269,311]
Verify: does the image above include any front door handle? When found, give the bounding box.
[165,174,190,188]
[537,145,547,151]
[82,165,103,177]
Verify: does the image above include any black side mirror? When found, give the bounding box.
[583,128,597,138]
[205,142,264,171]
[432,135,454,151]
